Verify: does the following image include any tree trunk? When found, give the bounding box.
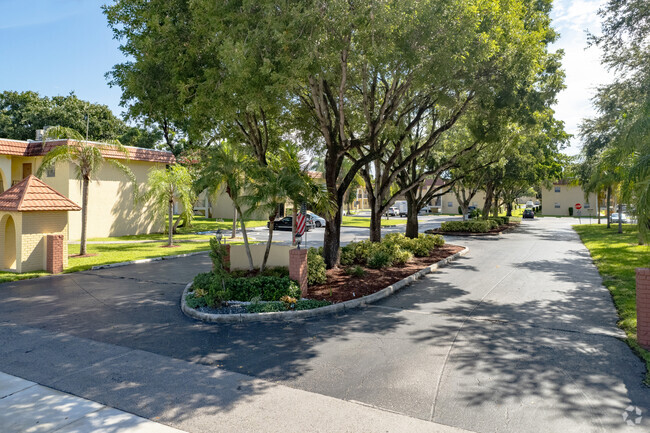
[236,205,254,271]
[292,206,297,245]
[323,209,342,269]
[482,185,494,220]
[618,203,623,234]
[606,186,611,229]
[261,217,275,273]
[168,199,173,246]
[232,208,237,238]
[405,192,419,238]
[80,177,89,255]
[369,196,382,242]
[597,193,601,224]
[492,195,499,218]
[506,202,513,217]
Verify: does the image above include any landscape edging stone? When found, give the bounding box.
[181,246,470,323]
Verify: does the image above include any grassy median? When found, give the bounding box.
[574,224,650,381]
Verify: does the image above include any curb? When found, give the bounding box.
[91,251,209,270]
[181,246,470,323]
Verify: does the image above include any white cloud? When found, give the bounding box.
[550,0,614,156]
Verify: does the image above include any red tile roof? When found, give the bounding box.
[0,138,175,164]
[0,175,81,212]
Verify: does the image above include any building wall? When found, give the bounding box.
[66,160,165,240]
[0,212,20,271]
[439,191,487,214]
[21,212,69,271]
[229,244,292,270]
[208,187,267,221]
[0,156,10,193]
[540,184,598,216]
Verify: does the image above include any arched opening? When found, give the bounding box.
[3,216,16,270]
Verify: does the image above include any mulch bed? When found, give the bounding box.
[426,222,520,236]
[306,244,464,303]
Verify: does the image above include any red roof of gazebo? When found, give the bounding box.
[0,175,81,212]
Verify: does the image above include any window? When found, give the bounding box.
[447,202,453,207]
[554,202,560,208]
[46,167,56,177]
[554,186,561,193]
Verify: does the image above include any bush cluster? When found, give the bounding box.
[440,220,493,233]
[339,233,443,269]
[308,247,327,285]
[245,299,331,313]
[489,216,510,225]
[190,272,301,305]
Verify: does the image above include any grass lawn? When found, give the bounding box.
[86,216,268,243]
[0,236,255,284]
[574,224,650,381]
[341,215,407,227]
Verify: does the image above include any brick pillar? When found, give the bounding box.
[636,268,650,350]
[289,248,309,297]
[46,234,64,274]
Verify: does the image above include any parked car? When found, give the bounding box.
[609,213,629,224]
[307,212,326,228]
[419,205,433,214]
[523,209,534,219]
[267,216,313,231]
[394,200,408,217]
[386,206,400,217]
[525,201,534,208]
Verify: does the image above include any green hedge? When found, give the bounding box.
[440,220,493,233]
[192,272,301,304]
[339,233,444,269]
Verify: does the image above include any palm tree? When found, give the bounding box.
[197,141,256,271]
[145,165,195,246]
[245,145,320,272]
[36,126,136,255]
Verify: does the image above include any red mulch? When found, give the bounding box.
[306,244,464,303]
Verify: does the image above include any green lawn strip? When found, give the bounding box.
[573,224,650,381]
[0,239,255,284]
[341,216,407,227]
[85,216,268,243]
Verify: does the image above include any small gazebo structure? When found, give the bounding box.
[0,175,81,273]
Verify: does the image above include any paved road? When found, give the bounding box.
[0,218,648,432]
[246,214,460,247]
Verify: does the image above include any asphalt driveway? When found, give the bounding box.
[0,218,648,432]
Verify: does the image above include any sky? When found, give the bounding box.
[0,0,612,156]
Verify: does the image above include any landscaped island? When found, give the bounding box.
[427,217,520,235]
[184,233,462,316]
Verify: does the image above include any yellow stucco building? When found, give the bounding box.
[540,181,598,216]
[0,138,175,241]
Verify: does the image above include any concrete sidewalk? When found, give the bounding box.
[0,371,185,433]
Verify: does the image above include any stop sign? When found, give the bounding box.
[575,203,582,210]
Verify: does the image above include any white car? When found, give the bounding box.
[609,213,629,224]
[307,212,326,228]
[386,206,400,217]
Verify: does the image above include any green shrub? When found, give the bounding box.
[468,208,482,219]
[209,237,229,271]
[228,276,301,301]
[261,266,290,278]
[186,293,207,309]
[339,246,356,266]
[440,220,492,233]
[392,247,413,265]
[569,206,574,216]
[245,299,331,313]
[346,265,366,277]
[193,272,301,303]
[367,248,393,269]
[308,248,327,285]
